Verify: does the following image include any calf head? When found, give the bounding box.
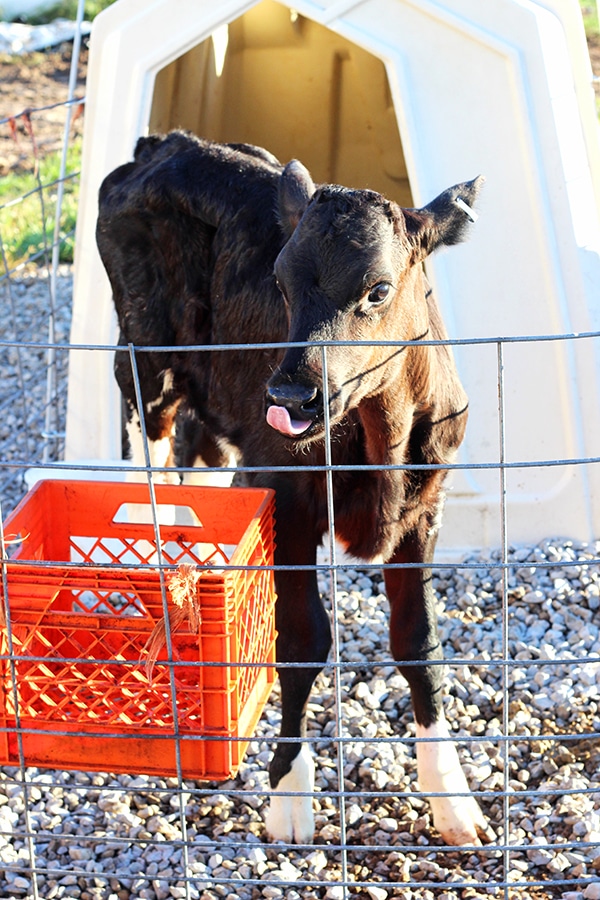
[266,162,484,440]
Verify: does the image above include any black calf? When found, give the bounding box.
[96,131,488,845]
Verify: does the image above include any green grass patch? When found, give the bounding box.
[580,2,600,38]
[0,139,81,272]
[20,0,116,24]
[1,0,117,272]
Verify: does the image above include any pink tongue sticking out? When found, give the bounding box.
[266,405,311,436]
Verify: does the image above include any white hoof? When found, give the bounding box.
[416,718,494,846]
[265,744,315,844]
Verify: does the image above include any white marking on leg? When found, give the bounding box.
[182,451,237,488]
[126,409,179,485]
[265,744,315,844]
[324,533,383,566]
[124,409,178,529]
[416,713,491,845]
[145,369,174,414]
[427,490,446,537]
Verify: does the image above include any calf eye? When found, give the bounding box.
[368,282,392,304]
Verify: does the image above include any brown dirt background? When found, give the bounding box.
[588,31,600,101]
[0,42,88,175]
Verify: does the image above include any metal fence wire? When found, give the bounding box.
[1,16,600,900]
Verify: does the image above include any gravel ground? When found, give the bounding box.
[0,265,72,516]
[1,270,600,900]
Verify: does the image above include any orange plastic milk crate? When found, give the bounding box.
[0,480,277,780]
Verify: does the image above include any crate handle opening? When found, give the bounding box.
[112,503,203,527]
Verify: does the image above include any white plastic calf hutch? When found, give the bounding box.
[66,0,600,554]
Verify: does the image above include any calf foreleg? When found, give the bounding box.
[385,528,491,845]
[265,528,332,844]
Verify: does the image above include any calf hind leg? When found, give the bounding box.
[175,407,238,488]
[385,528,493,846]
[115,350,182,539]
[115,347,181,485]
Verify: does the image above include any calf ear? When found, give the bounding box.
[402,175,485,261]
[278,159,316,238]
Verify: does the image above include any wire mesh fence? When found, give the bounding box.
[1,12,600,900]
[0,7,86,512]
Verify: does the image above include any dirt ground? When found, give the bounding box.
[588,32,600,98]
[0,42,88,176]
[0,29,598,178]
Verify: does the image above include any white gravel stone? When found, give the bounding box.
[324,888,345,900]
[306,849,328,875]
[366,888,388,900]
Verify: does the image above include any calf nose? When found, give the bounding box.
[266,382,320,418]
[265,381,323,436]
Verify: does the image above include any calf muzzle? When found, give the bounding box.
[265,379,323,438]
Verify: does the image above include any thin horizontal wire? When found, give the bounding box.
[0,863,591,894]
[0,228,77,280]
[1,723,597,752]
[2,529,597,565]
[1,776,597,802]
[0,843,593,892]
[0,170,80,213]
[0,780,595,810]
[0,650,595,669]
[0,95,85,128]
[0,559,597,581]
[1,326,600,353]
[0,767,595,798]
[4,451,600,473]
[0,833,593,859]
[1,530,597,570]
